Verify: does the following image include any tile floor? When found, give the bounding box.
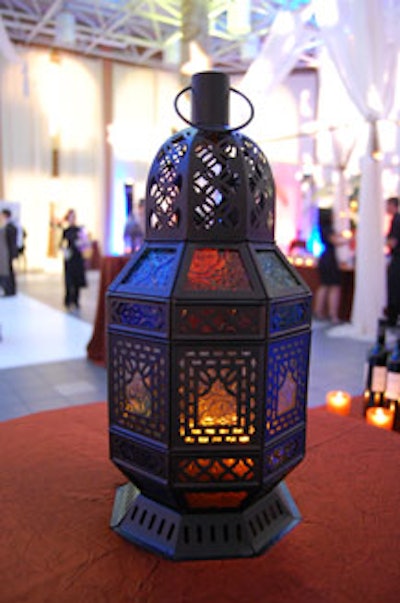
[0,268,372,422]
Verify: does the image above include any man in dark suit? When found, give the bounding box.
[386,197,400,326]
[0,209,18,296]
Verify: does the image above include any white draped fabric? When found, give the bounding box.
[0,49,104,270]
[109,65,179,254]
[314,0,400,339]
[238,9,315,139]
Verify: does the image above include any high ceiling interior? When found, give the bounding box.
[0,0,316,72]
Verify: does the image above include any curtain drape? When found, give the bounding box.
[314,0,400,339]
[238,8,315,140]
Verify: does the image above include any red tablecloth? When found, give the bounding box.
[1,402,400,603]
[87,255,129,364]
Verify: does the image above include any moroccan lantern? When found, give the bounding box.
[107,71,312,560]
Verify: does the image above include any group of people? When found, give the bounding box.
[4,196,400,326]
[314,197,400,327]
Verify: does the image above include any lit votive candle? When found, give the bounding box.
[365,406,394,431]
[326,390,351,416]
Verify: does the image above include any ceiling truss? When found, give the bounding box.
[0,1,316,72]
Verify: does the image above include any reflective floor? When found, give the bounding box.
[0,269,371,422]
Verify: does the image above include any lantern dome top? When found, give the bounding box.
[145,71,275,244]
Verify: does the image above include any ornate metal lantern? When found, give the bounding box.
[107,71,312,560]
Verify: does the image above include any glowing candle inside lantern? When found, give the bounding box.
[365,406,394,431]
[326,390,351,416]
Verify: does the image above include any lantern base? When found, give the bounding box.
[110,481,301,560]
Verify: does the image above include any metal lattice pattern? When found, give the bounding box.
[148,133,189,232]
[239,136,275,237]
[269,299,311,334]
[109,334,168,442]
[176,456,256,483]
[110,299,167,333]
[192,138,241,232]
[177,347,259,445]
[265,333,309,439]
[176,304,263,336]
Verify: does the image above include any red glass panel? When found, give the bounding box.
[184,491,248,509]
[183,248,251,291]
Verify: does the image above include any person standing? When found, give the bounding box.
[0,209,18,296]
[314,208,350,324]
[123,199,144,254]
[60,209,87,309]
[385,196,400,326]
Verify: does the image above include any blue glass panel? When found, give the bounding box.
[110,299,167,333]
[256,250,305,297]
[120,249,178,296]
[265,331,310,440]
[263,429,305,481]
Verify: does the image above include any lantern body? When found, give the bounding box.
[107,72,312,559]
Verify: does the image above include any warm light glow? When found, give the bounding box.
[341,229,353,240]
[326,390,351,416]
[366,407,394,431]
[180,41,211,76]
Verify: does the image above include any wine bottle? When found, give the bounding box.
[385,334,400,431]
[364,318,388,415]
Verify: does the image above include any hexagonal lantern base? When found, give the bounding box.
[110,481,301,560]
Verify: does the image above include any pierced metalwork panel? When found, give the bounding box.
[119,248,180,296]
[173,455,258,485]
[182,248,252,292]
[263,429,305,480]
[189,134,245,238]
[109,333,168,442]
[109,298,168,334]
[175,346,262,446]
[255,250,306,297]
[175,304,264,338]
[110,432,167,479]
[265,332,309,440]
[269,299,312,335]
[147,130,191,236]
[237,134,275,241]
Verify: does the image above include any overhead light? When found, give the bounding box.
[55,11,76,47]
[180,42,211,76]
[227,0,251,36]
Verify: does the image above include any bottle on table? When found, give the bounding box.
[384,332,400,431]
[364,318,388,415]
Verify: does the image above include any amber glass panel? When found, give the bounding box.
[183,248,252,291]
[198,379,237,426]
[178,457,255,483]
[125,372,152,418]
[178,348,258,445]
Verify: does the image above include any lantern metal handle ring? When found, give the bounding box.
[174,85,255,132]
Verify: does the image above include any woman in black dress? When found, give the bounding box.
[314,208,349,324]
[61,209,87,309]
